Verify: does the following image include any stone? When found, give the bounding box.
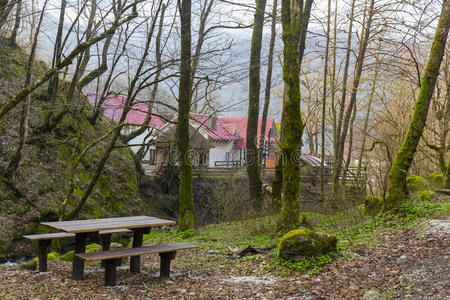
[278,228,337,261]
[19,260,37,271]
[415,220,449,237]
[362,290,385,300]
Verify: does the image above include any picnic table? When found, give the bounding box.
[41,216,176,280]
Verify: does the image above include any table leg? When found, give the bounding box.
[38,240,50,272]
[72,233,87,280]
[130,227,151,273]
[100,234,111,268]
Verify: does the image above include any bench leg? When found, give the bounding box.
[100,234,112,268]
[104,258,119,287]
[72,233,87,280]
[159,251,176,279]
[130,227,151,273]
[38,240,50,272]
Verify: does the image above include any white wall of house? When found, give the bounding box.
[208,142,236,167]
[128,128,155,161]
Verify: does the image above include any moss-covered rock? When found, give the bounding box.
[418,190,435,201]
[19,260,37,270]
[61,243,102,262]
[364,196,384,216]
[406,175,429,194]
[428,172,444,189]
[278,228,337,261]
[47,251,60,261]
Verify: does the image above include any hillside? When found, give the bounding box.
[0,41,146,261]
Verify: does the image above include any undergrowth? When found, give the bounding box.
[143,198,449,275]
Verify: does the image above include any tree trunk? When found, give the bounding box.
[320,0,331,201]
[386,0,450,206]
[356,40,381,181]
[48,0,67,100]
[2,0,46,178]
[278,0,306,229]
[272,0,312,210]
[246,0,267,210]
[7,0,21,46]
[177,0,195,231]
[332,0,373,202]
[259,0,278,175]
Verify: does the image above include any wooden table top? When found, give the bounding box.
[41,216,176,233]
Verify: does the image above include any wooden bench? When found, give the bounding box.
[75,242,197,286]
[23,229,132,272]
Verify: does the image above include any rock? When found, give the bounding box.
[399,255,406,260]
[361,290,385,300]
[278,228,337,261]
[415,220,449,237]
[110,243,124,249]
[62,243,102,262]
[19,260,37,271]
[47,252,60,261]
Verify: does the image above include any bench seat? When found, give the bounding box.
[23,229,132,272]
[75,243,197,286]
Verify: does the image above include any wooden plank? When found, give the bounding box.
[99,228,132,235]
[75,243,197,261]
[41,216,151,228]
[42,216,176,233]
[61,219,175,233]
[23,228,133,240]
[23,232,75,240]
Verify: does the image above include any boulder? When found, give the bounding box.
[415,220,449,237]
[278,228,337,261]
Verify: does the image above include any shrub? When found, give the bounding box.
[418,190,435,201]
[406,175,429,194]
[428,172,444,189]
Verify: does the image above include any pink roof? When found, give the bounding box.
[84,92,275,148]
[220,117,275,148]
[190,114,238,141]
[84,92,165,128]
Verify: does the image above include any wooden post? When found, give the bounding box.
[104,259,118,287]
[100,234,111,268]
[159,251,176,279]
[72,233,87,280]
[130,227,150,273]
[38,240,50,272]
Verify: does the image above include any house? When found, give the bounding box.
[85,92,278,168]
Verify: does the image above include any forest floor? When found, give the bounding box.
[0,198,448,299]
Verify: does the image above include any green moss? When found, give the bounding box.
[364,196,384,216]
[428,172,444,189]
[19,260,37,270]
[278,228,337,261]
[418,189,435,201]
[47,251,60,260]
[61,243,101,262]
[406,175,429,194]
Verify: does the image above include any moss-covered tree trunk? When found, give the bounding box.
[278,0,305,229]
[385,0,450,206]
[176,0,195,231]
[246,0,266,210]
[272,0,312,211]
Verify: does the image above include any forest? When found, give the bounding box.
[0,0,449,298]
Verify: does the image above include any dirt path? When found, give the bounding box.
[0,221,448,299]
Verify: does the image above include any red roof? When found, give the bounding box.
[84,92,165,128]
[220,117,275,148]
[84,92,275,148]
